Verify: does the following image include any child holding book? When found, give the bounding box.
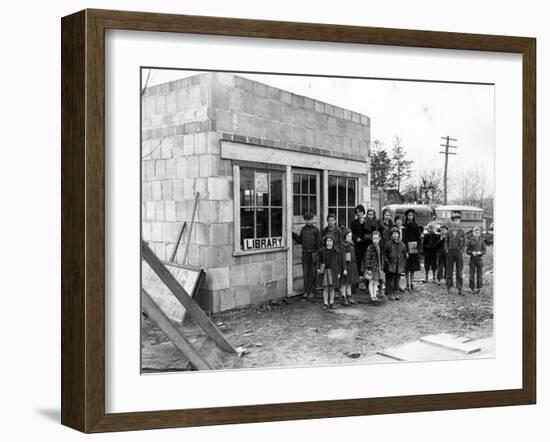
[466,226,487,294]
[402,209,423,291]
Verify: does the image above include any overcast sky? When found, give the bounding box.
[144,69,494,199]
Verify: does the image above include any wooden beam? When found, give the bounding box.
[221,141,367,175]
[142,241,235,353]
[169,222,186,263]
[323,170,329,230]
[233,165,241,254]
[286,165,293,296]
[183,193,200,265]
[141,289,212,370]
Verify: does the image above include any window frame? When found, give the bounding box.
[328,175,359,228]
[233,163,288,256]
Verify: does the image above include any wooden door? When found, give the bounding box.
[291,169,321,294]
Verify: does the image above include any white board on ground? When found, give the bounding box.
[142,260,202,325]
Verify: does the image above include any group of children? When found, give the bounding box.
[293,204,487,310]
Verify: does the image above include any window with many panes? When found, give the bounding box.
[328,176,357,228]
[240,168,284,249]
[293,173,318,217]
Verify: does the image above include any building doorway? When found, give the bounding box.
[291,169,321,294]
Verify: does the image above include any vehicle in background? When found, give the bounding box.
[381,204,434,232]
[484,221,494,245]
[434,205,485,238]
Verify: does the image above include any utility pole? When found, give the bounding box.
[440,136,457,205]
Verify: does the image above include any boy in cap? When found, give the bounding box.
[292,211,321,299]
[466,226,487,293]
[445,211,466,295]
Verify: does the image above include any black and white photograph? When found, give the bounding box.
[140,68,495,373]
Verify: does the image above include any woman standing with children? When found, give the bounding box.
[402,208,423,291]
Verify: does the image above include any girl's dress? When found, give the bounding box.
[364,243,385,280]
[341,242,359,285]
[403,221,422,272]
[318,246,343,289]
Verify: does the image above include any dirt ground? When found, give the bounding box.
[142,246,494,370]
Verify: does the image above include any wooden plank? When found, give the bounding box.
[286,165,293,296]
[169,221,186,263]
[183,193,200,264]
[378,341,472,362]
[323,170,329,228]
[233,165,241,254]
[142,241,235,353]
[142,260,203,325]
[141,289,212,370]
[221,141,367,174]
[420,334,481,354]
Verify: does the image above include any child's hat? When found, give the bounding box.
[341,228,352,238]
[450,211,461,219]
[323,232,336,243]
[404,208,416,216]
[390,227,400,234]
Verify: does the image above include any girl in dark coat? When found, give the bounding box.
[385,227,408,301]
[379,208,395,248]
[364,231,386,302]
[350,205,368,277]
[340,228,359,306]
[402,209,423,291]
[317,233,343,309]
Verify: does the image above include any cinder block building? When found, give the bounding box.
[142,72,371,312]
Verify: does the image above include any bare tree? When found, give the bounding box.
[402,169,443,205]
[454,166,492,208]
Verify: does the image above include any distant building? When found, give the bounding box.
[142,72,371,312]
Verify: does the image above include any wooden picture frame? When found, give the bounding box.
[61,9,536,433]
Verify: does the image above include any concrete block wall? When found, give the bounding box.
[210,72,370,162]
[142,72,370,313]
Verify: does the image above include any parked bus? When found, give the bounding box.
[381,204,434,232]
[434,205,484,233]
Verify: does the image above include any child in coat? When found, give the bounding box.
[422,222,439,283]
[292,211,321,299]
[466,226,487,293]
[394,215,406,292]
[436,225,448,285]
[384,227,408,301]
[364,231,385,302]
[402,209,423,291]
[317,233,343,309]
[322,213,343,247]
[340,229,359,306]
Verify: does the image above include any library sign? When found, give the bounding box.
[243,237,284,251]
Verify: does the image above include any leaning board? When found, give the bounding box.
[142,260,204,325]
